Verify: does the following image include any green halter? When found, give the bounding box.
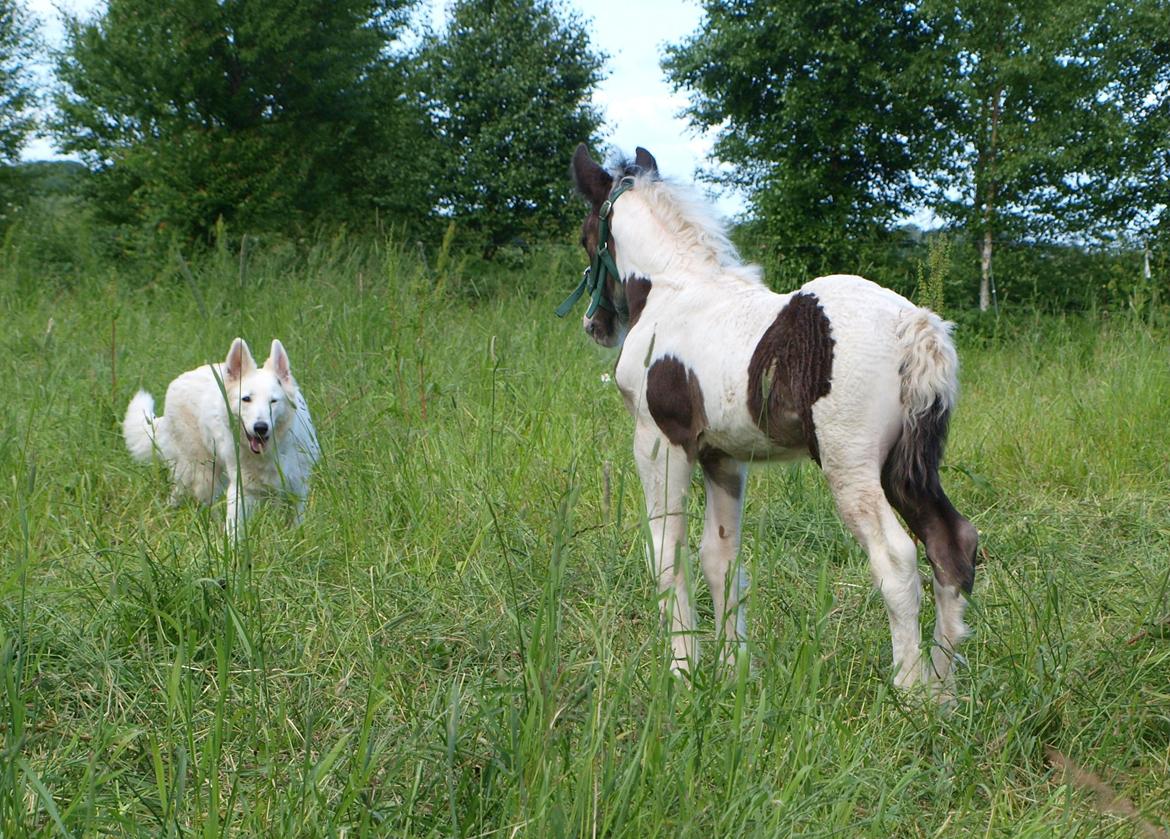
[556,177,636,319]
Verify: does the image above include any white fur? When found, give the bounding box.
[597,174,967,691]
[896,307,959,420]
[123,338,320,537]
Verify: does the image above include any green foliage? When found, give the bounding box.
[923,0,1170,257]
[417,0,605,255]
[1,229,1169,834]
[915,234,951,315]
[52,0,429,244]
[0,0,36,166]
[0,165,102,290]
[1,161,83,232]
[667,0,1170,308]
[1075,0,1170,241]
[6,160,86,197]
[664,0,951,275]
[0,0,39,223]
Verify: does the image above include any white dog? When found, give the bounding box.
[123,338,320,536]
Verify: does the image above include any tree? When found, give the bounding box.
[0,0,37,165]
[1054,0,1170,251]
[664,0,952,275]
[916,0,1170,310]
[417,0,605,254]
[53,0,427,242]
[668,0,1170,307]
[923,0,1135,309]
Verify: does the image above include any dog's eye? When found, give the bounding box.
[241,395,252,402]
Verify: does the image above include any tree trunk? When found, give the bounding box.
[980,228,993,311]
[979,84,1003,312]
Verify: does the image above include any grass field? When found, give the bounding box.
[2,234,1169,837]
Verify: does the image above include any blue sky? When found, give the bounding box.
[21,0,743,217]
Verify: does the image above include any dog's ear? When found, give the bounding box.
[264,339,292,384]
[225,338,256,381]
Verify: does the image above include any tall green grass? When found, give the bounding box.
[1,233,1168,836]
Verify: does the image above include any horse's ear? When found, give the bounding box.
[634,146,658,174]
[572,143,612,205]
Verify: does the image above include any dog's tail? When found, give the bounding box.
[123,390,161,464]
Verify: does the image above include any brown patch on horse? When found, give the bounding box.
[626,275,652,327]
[646,356,707,459]
[746,292,835,463]
[880,394,977,594]
[882,463,978,594]
[899,493,977,595]
[699,447,743,501]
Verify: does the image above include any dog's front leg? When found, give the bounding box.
[225,482,254,538]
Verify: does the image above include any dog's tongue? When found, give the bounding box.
[249,436,264,454]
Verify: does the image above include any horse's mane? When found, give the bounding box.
[613,160,764,286]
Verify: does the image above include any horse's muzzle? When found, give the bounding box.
[583,313,618,347]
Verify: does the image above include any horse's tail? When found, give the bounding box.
[883,308,977,595]
[123,390,161,464]
[889,308,958,498]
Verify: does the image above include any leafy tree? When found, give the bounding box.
[664,0,952,275]
[53,0,427,243]
[669,0,1169,308]
[1056,0,1170,251]
[911,0,1170,309]
[0,0,37,164]
[418,0,605,255]
[921,0,1170,309]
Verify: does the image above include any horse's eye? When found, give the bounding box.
[241,395,252,402]
[270,398,277,404]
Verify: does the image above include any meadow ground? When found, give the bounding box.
[2,235,1168,836]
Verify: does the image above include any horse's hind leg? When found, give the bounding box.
[825,469,925,688]
[633,422,699,673]
[886,488,977,690]
[698,451,748,666]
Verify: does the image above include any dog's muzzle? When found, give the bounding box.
[246,422,269,454]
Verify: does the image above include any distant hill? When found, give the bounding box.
[7,160,90,198]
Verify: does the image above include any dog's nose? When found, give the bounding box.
[253,421,269,438]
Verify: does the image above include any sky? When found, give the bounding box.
[20,0,743,217]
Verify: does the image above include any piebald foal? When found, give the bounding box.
[564,144,977,693]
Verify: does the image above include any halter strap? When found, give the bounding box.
[556,177,636,318]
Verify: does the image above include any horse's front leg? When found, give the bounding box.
[633,422,697,674]
[698,451,748,667]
